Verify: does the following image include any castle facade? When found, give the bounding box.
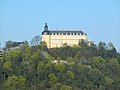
[42,23,87,48]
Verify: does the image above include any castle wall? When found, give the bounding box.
[42,33,87,48]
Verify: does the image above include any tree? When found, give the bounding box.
[108,42,114,50]
[107,42,117,58]
[92,56,105,68]
[98,42,107,57]
[40,41,48,50]
[48,73,57,87]
[98,42,107,50]
[2,61,12,83]
[104,76,113,85]
[78,39,88,48]
[66,71,74,79]
[30,35,41,46]
[1,39,120,90]
[3,61,12,70]
[37,61,45,78]
[5,49,21,61]
[5,75,26,90]
[55,63,65,72]
[60,85,72,90]
[66,57,74,65]
[62,43,68,48]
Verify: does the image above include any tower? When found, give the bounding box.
[42,23,51,48]
[44,23,48,31]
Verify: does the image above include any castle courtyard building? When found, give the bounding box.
[42,23,88,48]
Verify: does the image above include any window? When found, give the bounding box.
[67,33,70,35]
[63,33,66,35]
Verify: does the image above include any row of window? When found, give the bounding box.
[51,39,80,43]
[50,33,86,35]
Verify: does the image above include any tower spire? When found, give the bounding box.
[44,23,48,31]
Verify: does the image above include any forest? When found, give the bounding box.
[0,39,120,90]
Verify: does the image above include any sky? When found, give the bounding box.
[0,0,120,51]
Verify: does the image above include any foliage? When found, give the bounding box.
[5,75,26,90]
[60,85,73,90]
[55,63,65,72]
[30,35,41,46]
[0,41,120,90]
[3,61,12,70]
[48,73,57,87]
